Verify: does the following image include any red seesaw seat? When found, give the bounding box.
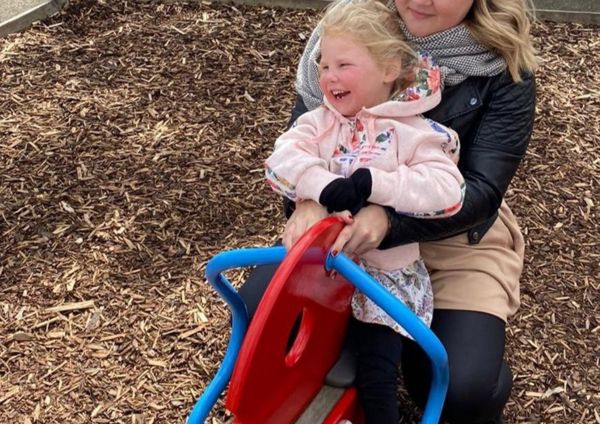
[226,217,359,423]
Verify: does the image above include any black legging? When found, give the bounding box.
[238,266,510,424]
[402,309,510,424]
[351,318,403,423]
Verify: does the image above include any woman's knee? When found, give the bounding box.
[443,360,512,423]
[421,310,511,422]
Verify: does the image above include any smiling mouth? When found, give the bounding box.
[331,89,350,100]
[409,8,432,18]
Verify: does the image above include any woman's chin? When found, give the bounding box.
[400,15,437,37]
[404,23,433,37]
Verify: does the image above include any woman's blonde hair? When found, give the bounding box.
[319,0,416,90]
[466,0,537,82]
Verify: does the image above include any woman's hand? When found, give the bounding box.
[331,204,390,256]
[282,200,328,250]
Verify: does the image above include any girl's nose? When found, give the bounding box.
[326,71,338,82]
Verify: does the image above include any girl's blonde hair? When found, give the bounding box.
[319,0,416,90]
[466,0,537,82]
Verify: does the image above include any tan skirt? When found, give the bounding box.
[419,201,524,322]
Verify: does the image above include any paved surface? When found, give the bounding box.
[536,0,597,12]
[534,0,600,24]
[0,0,67,37]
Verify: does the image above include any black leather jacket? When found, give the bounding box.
[285,70,536,247]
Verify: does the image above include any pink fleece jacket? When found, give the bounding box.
[265,62,465,271]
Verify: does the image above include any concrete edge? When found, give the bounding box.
[214,0,327,10]
[0,0,69,38]
[534,9,600,25]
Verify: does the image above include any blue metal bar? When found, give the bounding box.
[188,245,447,424]
[326,253,449,424]
[187,247,287,424]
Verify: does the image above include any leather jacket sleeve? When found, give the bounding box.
[380,72,536,248]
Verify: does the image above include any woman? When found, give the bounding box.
[241,0,537,422]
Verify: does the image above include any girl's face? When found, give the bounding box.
[394,0,474,37]
[319,35,398,117]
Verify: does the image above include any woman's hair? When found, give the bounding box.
[319,0,416,90]
[466,0,537,82]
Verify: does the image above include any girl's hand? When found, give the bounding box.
[282,200,328,250]
[331,204,390,256]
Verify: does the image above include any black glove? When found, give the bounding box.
[319,168,372,215]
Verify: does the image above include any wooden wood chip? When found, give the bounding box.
[0,387,20,404]
[0,3,597,424]
[46,301,95,313]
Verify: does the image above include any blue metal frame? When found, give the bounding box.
[187,247,286,424]
[188,246,448,424]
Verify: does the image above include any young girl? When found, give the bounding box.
[264,0,464,421]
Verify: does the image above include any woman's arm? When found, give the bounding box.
[380,72,536,248]
[286,72,535,252]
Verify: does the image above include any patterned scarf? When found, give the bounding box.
[396,20,506,87]
[296,2,507,111]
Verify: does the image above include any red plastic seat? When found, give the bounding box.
[226,217,357,424]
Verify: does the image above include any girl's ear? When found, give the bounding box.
[383,60,403,84]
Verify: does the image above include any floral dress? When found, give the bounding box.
[353,259,433,338]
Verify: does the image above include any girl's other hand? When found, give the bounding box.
[282,200,328,250]
[331,204,389,256]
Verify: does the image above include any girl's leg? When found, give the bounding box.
[401,309,511,424]
[238,263,279,319]
[238,240,286,319]
[351,318,404,424]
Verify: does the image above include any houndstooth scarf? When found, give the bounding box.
[296,3,507,111]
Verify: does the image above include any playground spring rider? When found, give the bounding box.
[188,217,449,423]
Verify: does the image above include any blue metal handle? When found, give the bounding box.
[187,247,287,424]
[188,246,448,424]
[325,253,449,424]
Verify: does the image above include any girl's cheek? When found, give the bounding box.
[343,70,358,83]
[318,76,327,91]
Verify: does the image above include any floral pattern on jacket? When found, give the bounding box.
[393,51,441,102]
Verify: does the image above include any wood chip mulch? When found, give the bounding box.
[0,1,598,423]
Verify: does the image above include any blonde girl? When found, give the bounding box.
[265,0,465,420]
